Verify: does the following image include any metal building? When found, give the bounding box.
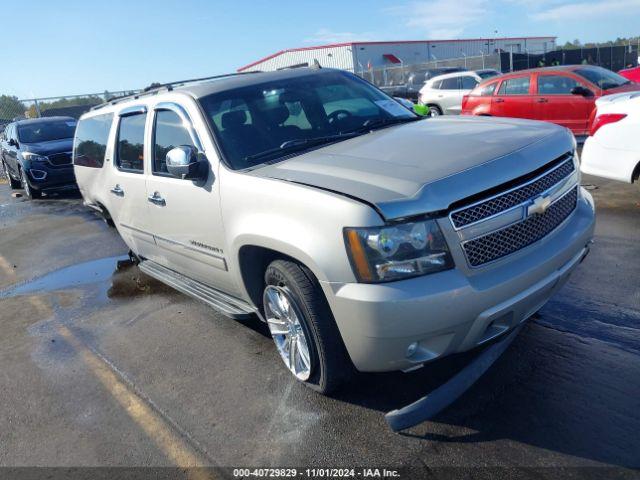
[237,37,557,73]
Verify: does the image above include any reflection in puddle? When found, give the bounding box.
[0,255,174,301]
[0,256,127,299]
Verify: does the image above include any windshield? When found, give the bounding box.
[199,70,416,169]
[477,70,500,79]
[574,67,631,90]
[17,119,76,143]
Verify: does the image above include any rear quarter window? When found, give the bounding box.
[73,113,114,168]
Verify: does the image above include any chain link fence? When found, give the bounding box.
[360,43,639,89]
[504,44,639,72]
[0,90,141,132]
[359,54,501,87]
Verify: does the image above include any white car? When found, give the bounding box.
[418,69,501,116]
[581,92,640,183]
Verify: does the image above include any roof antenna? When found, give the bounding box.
[312,59,322,69]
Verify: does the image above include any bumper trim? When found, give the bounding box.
[385,324,522,432]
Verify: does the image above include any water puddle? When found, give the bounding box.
[0,254,176,303]
[0,256,128,299]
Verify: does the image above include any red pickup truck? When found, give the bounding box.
[461,65,640,136]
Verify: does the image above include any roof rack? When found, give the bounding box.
[91,71,263,111]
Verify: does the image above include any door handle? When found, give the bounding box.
[536,98,548,103]
[494,98,504,103]
[110,184,124,196]
[147,191,166,206]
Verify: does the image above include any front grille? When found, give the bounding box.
[462,187,578,267]
[451,157,575,229]
[48,152,72,166]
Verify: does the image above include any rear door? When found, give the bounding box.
[105,107,156,256]
[492,75,534,118]
[533,73,593,135]
[438,77,463,114]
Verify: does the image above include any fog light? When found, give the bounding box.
[29,169,47,180]
[406,342,418,358]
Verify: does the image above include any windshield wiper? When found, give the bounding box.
[348,115,422,134]
[244,132,361,162]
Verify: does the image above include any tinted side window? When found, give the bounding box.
[440,77,459,90]
[153,110,196,175]
[498,76,531,95]
[73,114,113,168]
[537,75,579,95]
[461,76,479,89]
[116,113,146,172]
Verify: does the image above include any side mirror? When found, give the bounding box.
[8,138,17,147]
[166,146,208,181]
[571,86,593,96]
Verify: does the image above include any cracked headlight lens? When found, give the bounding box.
[345,219,454,283]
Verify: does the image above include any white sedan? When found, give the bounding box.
[581,92,640,183]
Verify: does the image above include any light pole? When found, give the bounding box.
[479,51,485,69]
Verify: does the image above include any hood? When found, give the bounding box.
[603,82,640,95]
[250,116,574,220]
[20,138,73,155]
[596,91,640,107]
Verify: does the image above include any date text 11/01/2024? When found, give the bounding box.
[232,468,401,478]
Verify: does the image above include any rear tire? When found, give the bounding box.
[427,105,442,117]
[263,259,353,394]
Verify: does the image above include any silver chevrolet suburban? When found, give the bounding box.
[73,68,595,393]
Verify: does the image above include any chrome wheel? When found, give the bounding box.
[263,285,312,381]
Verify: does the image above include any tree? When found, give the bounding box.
[0,95,26,122]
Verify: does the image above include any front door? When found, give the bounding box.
[533,73,593,135]
[104,107,155,256]
[143,103,236,295]
[4,125,19,177]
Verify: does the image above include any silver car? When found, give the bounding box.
[419,69,501,116]
[73,68,594,393]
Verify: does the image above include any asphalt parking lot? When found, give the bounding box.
[0,174,639,477]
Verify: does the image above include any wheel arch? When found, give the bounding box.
[237,244,324,313]
[632,160,640,183]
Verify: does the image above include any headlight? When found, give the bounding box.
[22,152,49,163]
[344,219,454,283]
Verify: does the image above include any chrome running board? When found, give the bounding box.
[138,260,257,319]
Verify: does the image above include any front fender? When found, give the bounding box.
[220,171,383,292]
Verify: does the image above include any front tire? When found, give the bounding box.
[20,168,41,199]
[263,259,353,394]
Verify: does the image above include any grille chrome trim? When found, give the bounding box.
[461,186,578,268]
[450,155,575,231]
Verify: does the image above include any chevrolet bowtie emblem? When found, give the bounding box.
[527,195,552,217]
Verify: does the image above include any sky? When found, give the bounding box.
[2,0,639,98]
